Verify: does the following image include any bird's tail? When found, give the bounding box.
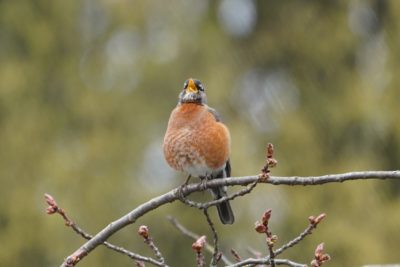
[211,186,235,224]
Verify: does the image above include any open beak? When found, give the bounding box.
[186,79,198,93]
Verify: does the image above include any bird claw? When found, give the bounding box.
[178,184,187,200]
[178,175,192,201]
[199,176,209,191]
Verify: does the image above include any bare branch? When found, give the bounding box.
[138,225,167,266]
[230,212,327,267]
[192,236,207,267]
[246,247,263,264]
[59,170,400,266]
[177,180,258,213]
[275,259,308,267]
[275,213,326,257]
[255,209,276,266]
[203,209,220,265]
[201,180,259,209]
[230,248,242,262]
[44,194,164,267]
[167,216,200,240]
[167,216,232,265]
[226,258,307,267]
[311,243,330,267]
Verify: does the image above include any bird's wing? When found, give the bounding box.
[206,105,231,178]
[206,106,222,122]
[224,159,231,177]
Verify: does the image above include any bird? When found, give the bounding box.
[163,78,234,224]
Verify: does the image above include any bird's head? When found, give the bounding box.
[178,78,207,105]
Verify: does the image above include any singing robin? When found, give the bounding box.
[163,78,234,224]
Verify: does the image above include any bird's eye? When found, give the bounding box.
[194,80,204,91]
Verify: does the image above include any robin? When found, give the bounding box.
[163,78,234,224]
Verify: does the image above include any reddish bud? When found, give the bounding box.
[44,193,56,206]
[320,254,331,262]
[138,225,149,239]
[46,206,57,214]
[266,234,278,246]
[312,242,330,266]
[309,213,326,226]
[267,143,274,158]
[192,235,206,253]
[311,259,319,267]
[44,193,58,214]
[315,213,326,224]
[315,243,325,255]
[261,209,272,225]
[254,221,266,233]
[267,158,278,167]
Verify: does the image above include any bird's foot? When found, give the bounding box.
[199,175,210,191]
[178,175,191,200]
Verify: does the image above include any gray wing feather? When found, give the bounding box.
[206,106,222,122]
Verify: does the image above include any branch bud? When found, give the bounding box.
[44,193,58,214]
[192,235,206,253]
[309,213,326,226]
[261,209,272,225]
[138,225,149,239]
[254,221,266,233]
[267,143,274,158]
[312,242,331,266]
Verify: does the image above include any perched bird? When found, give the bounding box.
[163,78,234,224]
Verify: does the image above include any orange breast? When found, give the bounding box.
[163,103,230,175]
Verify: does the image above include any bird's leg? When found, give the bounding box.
[178,175,191,199]
[199,175,210,191]
[183,174,192,186]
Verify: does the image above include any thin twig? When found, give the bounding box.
[275,214,326,257]
[311,243,330,267]
[274,225,313,257]
[275,259,308,267]
[138,225,167,266]
[230,249,242,262]
[255,209,276,267]
[202,180,259,209]
[178,180,259,209]
[167,216,200,240]
[192,236,207,267]
[196,251,205,267]
[266,232,276,267]
[59,170,400,266]
[230,213,327,267]
[167,216,232,265]
[226,258,307,267]
[203,208,220,265]
[146,238,165,265]
[246,247,263,266]
[44,194,164,267]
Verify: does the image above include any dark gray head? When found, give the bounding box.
[178,78,207,105]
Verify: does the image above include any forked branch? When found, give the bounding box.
[54,170,399,266]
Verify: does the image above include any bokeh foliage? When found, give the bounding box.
[1,0,399,266]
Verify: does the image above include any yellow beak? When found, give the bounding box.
[186,79,198,93]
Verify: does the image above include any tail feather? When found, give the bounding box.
[213,186,235,224]
[211,160,234,224]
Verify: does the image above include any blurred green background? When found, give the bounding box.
[1,0,400,266]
